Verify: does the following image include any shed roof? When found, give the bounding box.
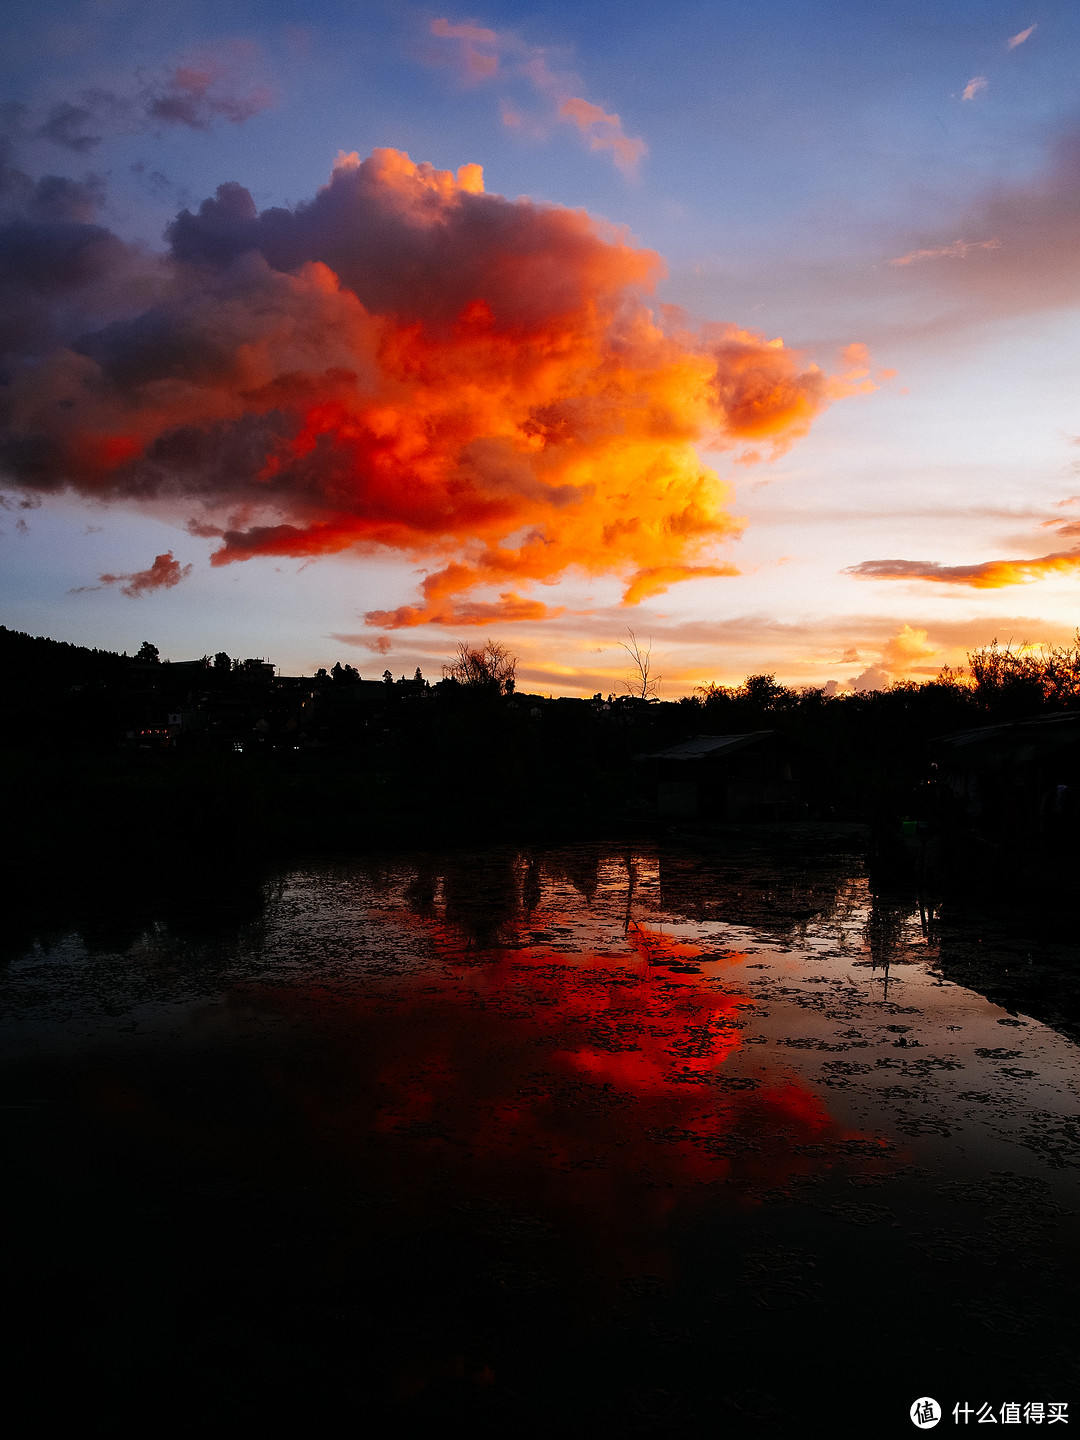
[934,710,1080,768]
[638,732,778,762]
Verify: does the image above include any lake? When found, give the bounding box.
[4,836,1078,1435]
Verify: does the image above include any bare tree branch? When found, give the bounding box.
[620,629,660,700]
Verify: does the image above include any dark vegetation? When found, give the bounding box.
[3,623,1080,882]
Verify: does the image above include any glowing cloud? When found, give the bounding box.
[880,623,938,673]
[847,551,1080,588]
[620,564,740,606]
[0,149,859,625]
[1007,24,1036,49]
[962,76,988,101]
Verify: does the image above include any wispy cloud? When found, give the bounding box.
[1007,24,1036,49]
[557,97,646,176]
[846,550,1080,589]
[962,76,988,101]
[427,15,647,175]
[429,17,499,80]
[890,237,1000,266]
[880,120,1080,327]
[846,488,1080,592]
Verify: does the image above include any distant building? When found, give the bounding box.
[636,732,803,821]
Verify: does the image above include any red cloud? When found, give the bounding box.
[99,551,192,598]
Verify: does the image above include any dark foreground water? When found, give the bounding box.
[4,839,1079,1436]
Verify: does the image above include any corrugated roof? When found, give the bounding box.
[639,732,773,762]
[937,711,1080,750]
[934,711,1080,768]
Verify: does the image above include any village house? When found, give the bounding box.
[933,710,1080,850]
[636,731,804,821]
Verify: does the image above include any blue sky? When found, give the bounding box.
[3,0,1080,691]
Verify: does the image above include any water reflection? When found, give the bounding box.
[3,841,1079,1432]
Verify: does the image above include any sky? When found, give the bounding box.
[3,0,1080,695]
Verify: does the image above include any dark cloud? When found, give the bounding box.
[0,145,125,362]
[142,66,273,132]
[0,216,121,290]
[3,57,271,171]
[32,90,132,153]
[36,101,101,154]
[130,162,180,202]
[0,158,106,226]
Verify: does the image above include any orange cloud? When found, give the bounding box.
[847,550,1080,588]
[366,591,561,630]
[558,97,647,176]
[1007,24,1036,49]
[2,149,857,624]
[840,624,940,692]
[99,550,192,598]
[890,237,1000,266]
[620,564,740,606]
[880,623,938,672]
[962,76,988,100]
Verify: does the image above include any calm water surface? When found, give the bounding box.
[4,841,1079,1435]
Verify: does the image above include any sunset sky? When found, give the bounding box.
[3,0,1080,695]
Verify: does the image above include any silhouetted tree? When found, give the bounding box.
[742,673,794,709]
[135,641,159,664]
[443,640,517,695]
[966,636,1080,714]
[213,651,231,672]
